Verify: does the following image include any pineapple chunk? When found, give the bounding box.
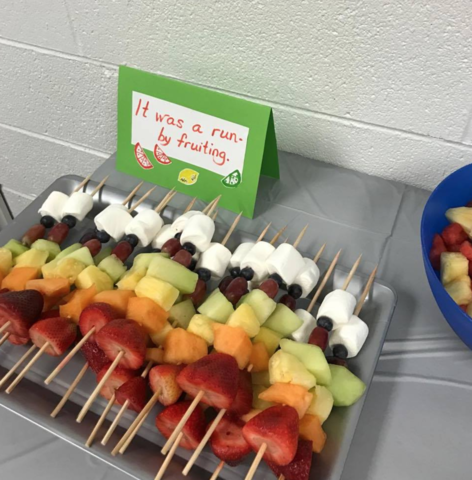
[444,279,472,305]
[187,314,215,345]
[0,248,13,275]
[307,385,334,424]
[116,268,147,291]
[14,248,48,271]
[75,265,114,292]
[269,350,317,390]
[44,258,87,284]
[226,304,260,338]
[252,327,283,356]
[440,252,468,285]
[467,303,472,317]
[150,321,173,346]
[446,207,472,234]
[135,276,179,311]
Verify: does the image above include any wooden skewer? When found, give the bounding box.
[244,443,267,480]
[292,224,309,249]
[342,254,363,291]
[51,362,89,418]
[212,210,219,221]
[6,343,49,394]
[121,182,144,206]
[0,321,10,334]
[44,328,95,385]
[118,412,147,454]
[269,225,287,245]
[256,222,272,242]
[154,188,177,213]
[313,243,326,263]
[90,175,110,197]
[128,186,157,213]
[210,461,225,480]
[278,475,285,480]
[76,350,124,423]
[183,197,197,214]
[354,266,378,316]
[221,212,243,247]
[308,250,342,313]
[86,393,116,447]
[0,344,36,389]
[0,332,10,347]
[155,432,183,480]
[73,174,92,192]
[202,197,217,215]
[206,195,222,217]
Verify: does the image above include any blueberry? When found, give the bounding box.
[61,215,77,229]
[269,273,285,288]
[196,268,211,282]
[182,242,196,255]
[174,232,182,240]
[79,230,97,244]
[230,267,241,278]
[332,344,348,359]
[316,316,333,332]
[123,234,139,248]
[40,215,55,228]
[240,267,254,281]
[189,258,197,271]
[288,284,303,299]
[95,228,111,243]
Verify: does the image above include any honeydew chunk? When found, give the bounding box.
[263,303,303,337]
[252,385,274,410]
[169,299,196,329]
[251,371,271,387]
[3,239,28,258]
[147,255,198,294]
[440,252,469,285]
[307,385,334,424]
[327,364,366,407]
[198,290,234,323]
[56,243,82,261]
[30,239,61,261]
[98,255,126,283]
[93,246,112,266]
[62,246,94,267]
[238,289,276,325]
[252,327,282,356]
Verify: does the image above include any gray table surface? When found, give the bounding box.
[1,152,471,479]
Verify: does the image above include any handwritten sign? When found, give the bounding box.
[116,66,279,217]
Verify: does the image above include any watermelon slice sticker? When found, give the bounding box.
[154,143,172,165]
[134,143,154,169]
[222,169,242,188]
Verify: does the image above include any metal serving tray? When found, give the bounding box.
[0,175,396,480]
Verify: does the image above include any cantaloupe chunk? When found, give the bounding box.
[93,290,135,317]
[163,328,207,365]
[212,323,252,369]
[126,296,168,335]
[25,278,70,298]
[258,382,313,419]
[146,347,164,364]
[249,342,270,373]
[2,267,39,291]
[59,285,97,323]
[299,414,327,453]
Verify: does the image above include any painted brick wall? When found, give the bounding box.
[1,0,472,215]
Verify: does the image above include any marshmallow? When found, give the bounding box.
[329,315,369,358]
[317,289,356,329]
[94,204,133,241]
[293,258,320,297]
[197,243,232,278]
[125,210,164,247]
[229,242,255,269]
[151,224,175,249]
[266,243,306,286]
[180,215,215,253]
[170,210,204,235]
[291,309,317,343]
[61,192,94,222]
[240,242,275,283]
[39,191,69,222]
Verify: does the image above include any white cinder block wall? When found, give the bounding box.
[1,1,472,215]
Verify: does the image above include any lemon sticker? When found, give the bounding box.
[178,168,199,186]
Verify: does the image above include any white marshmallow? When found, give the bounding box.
[317,289,356,329]
[293,258,320,297]
[151,224,175,249]
[229,242,255,269]
[61,192,94,222]
[125,210,164,247]
[240,242,275,283]
[329,315,369,358]
[170,211,204,235]
[39,191,69,222]
[94,204,133,241]
[291,309,317,343]
[180,215,215,253]
[197,243,232,278]
[266,243,306,286]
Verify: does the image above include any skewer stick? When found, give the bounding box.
[161,390,205,454]
[74,174,92,192]
[118,412,147,454]
[86,394,116,447]
[155,432,183,480]
[308,250,342,313]
[342,254,363,291]
[244,443,267,480]
[154,188,177,213]
[354,266,378,316]
[256,222,271,242]
[184,197,197,214]
[6,343,49,394]
[128,186,157,213]
[0,344,36,389]
[121,182,144,206]
[269,226,287,245]
[44,328,95,385]
[313,243,326,263]
[202,197,217,215]
[221,212,243,247]
[206,195,222,217]
[90,175,110,197]
[182,408,226,475]
[51,362,89,418]
[0,332,10,347]
[292,224,309,249]
[210,461,225,480]
[77,350,124,423]
[278,476,285,480]
[0,321,11,334]
[212,210,219,221]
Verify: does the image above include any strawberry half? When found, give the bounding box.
[210,413,251,465]
[96,364,136,400]
[0,290,43,337]
[29,317,77,356]
[115,376,147,412]
[155,401,206,450]
[149,364,184,406]
[95,319,146,370]
[79,302,119,342]
[81,340,109,374]
[176,353,239,409]
[8,334,29,346]
[265,439,313,480]
[228,370,252,416]
[242,405,299,466]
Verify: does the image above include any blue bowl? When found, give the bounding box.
[421,163,472,350]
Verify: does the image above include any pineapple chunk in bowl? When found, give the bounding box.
[421,163,472,350]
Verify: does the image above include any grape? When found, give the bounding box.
[218,276,233,294]
[185,279,207,307]
[162,238,182,256]
[79,230,97,244]
[22,224,46,246]
[112,241,133,262]
[308,326,328,350]
[40,216,55,228]
[47,222,69,245]
[258,279,279,299]
[173,249,192,268]
[326,356,348,368]
[83,239,101,257]
[225,277,248,305]
[279,294,296,311]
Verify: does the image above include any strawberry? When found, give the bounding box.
[155,401,206,450]
[149,364,184,406]
[39,310,61,320]
[209,413,251,465]
[460,304,468,312]
[460,241,472,261]
[265,439,313,480]
[0,290,43,337]
[442,223,468,248]
[176,353,239,409]
[29,317,77,356]
[429,234,447,270]
[96,318,146,370]
[81,340,109,374]
[228,370,252,416]
[0,288,9,295]
[115,376,147,412]
[96,364,136,400]
[8,334,29,346]
[242,405,299,466]
[79,302,119,342]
